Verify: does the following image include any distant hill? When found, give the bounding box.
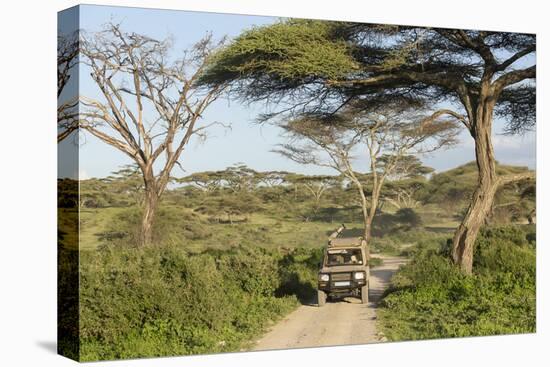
[419,161,535,223]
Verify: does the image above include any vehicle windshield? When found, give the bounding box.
[326,249,363,266]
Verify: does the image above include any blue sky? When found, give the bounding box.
[58,4,536,179]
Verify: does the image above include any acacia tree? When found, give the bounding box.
[257,170,289,187]
[176,171,224,192]
[104,164,146,206]
[381,155,434,209]
[288,174,340,213]
[200,20,536,273]
[222,164,259,192]
[80,24,228,246]
[274,103,458,243]
[379,154,434,181]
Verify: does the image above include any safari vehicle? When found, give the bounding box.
[317,225,369,306]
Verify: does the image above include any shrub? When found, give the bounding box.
[378,225,536,341]
[276,247,323,302]
[78,244,320,361]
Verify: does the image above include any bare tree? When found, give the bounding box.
[275,103,459,245]
[57,31,79,143]
[79,24,228,246]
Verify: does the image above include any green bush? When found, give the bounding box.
[276,247,323,302]
[378,225,536,341]
[78,244,320,361]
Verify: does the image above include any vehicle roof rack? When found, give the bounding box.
[327,224,365,248]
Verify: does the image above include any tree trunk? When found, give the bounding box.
[363,211,371,242]
[363,178,384,244]
[451,100,498,274]
[355,185,371,243]
[354,183,374,246]
[140,184,158,247]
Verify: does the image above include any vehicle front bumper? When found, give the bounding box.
[318,277,366,292]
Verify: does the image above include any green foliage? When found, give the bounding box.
[473,225,536,275]
[276,247,323,301]
[75,161,536,358]
[58,179,78,208]
[200,20,357,88]
[79,245,321,361]
[378,225,536,340]
[201,20,535,134]
[394,208,423,228]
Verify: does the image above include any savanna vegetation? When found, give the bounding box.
[57,159,535,359]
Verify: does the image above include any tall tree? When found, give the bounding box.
[273,103,458,242]
[379,154,434,181]
[200,20,536,273]
[80,24,228,246]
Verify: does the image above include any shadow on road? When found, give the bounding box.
[369,268,396,302]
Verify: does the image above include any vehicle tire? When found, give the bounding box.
[361,284,369,304]
[317,290,326,307]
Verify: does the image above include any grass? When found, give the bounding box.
[79,207,129,250]
[79,204,365,252]
[77,200,461,254]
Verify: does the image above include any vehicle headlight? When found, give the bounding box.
[319,274,330,282]
[354,272,365,280]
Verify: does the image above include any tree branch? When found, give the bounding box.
[493,65,536,93]
[497,171,535,186]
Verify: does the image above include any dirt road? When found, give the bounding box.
[252,256,407,351]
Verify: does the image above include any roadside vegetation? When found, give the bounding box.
[378,224,536,340]
[78,245,320,360]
